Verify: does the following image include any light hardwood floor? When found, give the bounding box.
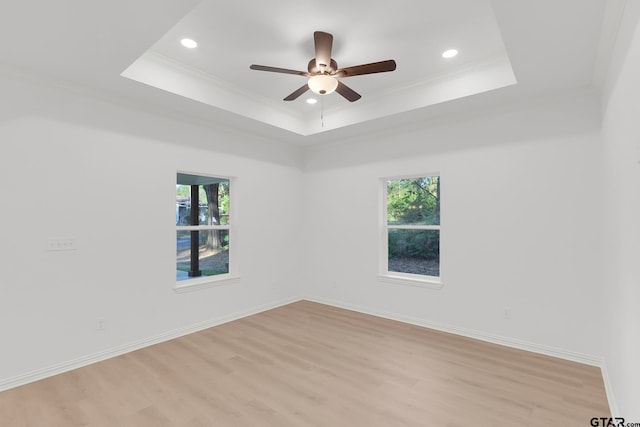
[0,301,609,426]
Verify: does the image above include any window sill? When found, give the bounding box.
[377,273,443,290]
[173,275,240,293]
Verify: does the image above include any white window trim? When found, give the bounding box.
[174,274,240,293]
[174,173,238,292]
[378,174,443,290]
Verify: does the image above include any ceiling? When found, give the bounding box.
[0,0,618,146]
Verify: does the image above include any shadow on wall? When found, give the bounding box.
[0,69,302,168]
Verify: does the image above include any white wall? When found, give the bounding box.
[302,92,604,362]
[601,1,640,419]
[0,72,303,388]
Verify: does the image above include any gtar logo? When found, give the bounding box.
[590,418,625,427]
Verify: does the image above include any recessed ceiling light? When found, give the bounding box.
[442,49,458,59]
[306,98,318,105]
[181,38,198,49]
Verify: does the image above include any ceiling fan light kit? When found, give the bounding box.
[250,31,396,102]
[307,74,338,95]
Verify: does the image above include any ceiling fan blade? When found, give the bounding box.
[335,81,361,102]
[314,31,333,70]
[283,84,310,101]
[335,60,397,77]
[250,64,310,77]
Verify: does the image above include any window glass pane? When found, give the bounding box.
[388,229,439,276]
[176,229,191,280]
[176,185,190,226]
[201,180,230,226]
[387,176,440,226]
[176,229,229,281]
[176,179,230,226]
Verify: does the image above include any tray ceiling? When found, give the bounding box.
[122,0,516,136]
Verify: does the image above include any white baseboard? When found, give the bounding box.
[600,360,619,417]
[303,295,603,367]
[0,296,300,393]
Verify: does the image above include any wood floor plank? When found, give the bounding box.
[0,301,610,426]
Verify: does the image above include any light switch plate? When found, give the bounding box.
[46,238,77,251]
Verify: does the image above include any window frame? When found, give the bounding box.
[174,171,238,293]
[378,174,443,289]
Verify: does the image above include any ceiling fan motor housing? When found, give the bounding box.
[308,58,338,75]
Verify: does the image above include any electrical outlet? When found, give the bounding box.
[46,238,77,251]
[503,308,512,320]
[96,318,105,331]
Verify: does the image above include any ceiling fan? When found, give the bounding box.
[250,31,396,102]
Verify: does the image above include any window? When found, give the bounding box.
[380,175,441,287]
[176,173,233,287]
